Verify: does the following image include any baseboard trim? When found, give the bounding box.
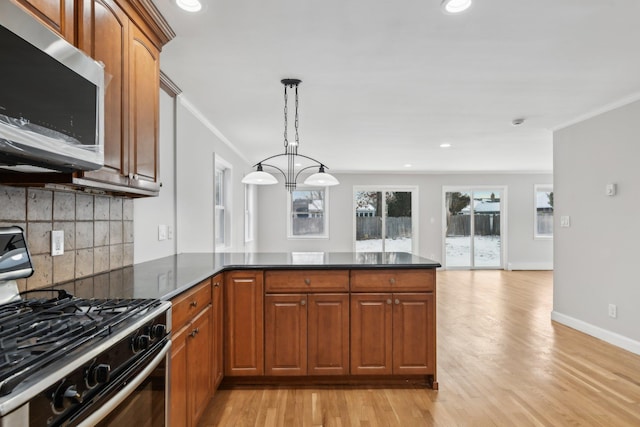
[551,311,640,356]
[507,262,553,271]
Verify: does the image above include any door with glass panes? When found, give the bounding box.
[443,187,504,268]
[354,188,417,253]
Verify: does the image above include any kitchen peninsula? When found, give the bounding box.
[51,252,440,427]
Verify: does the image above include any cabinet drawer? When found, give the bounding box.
[265,270,349,293]
[350,269,435,292]
[172,278,212,331]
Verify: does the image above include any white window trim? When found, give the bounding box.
[287,186,330,239]
[352,185,419,254]
[244,184,255,243]
[215,155,233,250]
[534,184,553,240]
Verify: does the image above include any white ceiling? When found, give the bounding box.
[153,0,640,174]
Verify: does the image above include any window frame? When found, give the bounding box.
[534,184,553,240]
[287,186,329,239]
[244,183,255,243]
[215,155,232,250]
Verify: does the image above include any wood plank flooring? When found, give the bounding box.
[197,270,640,426]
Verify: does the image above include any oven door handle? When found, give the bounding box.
[76,340,171,427]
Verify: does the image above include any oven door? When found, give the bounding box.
[68,339,170,427]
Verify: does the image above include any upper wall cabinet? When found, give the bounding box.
[13,0,75,42]
[75,0,173,196]
[4,0,174,197]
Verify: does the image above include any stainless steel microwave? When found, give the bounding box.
[0,1,105,173]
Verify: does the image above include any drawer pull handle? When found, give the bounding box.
[389,278,396,285]
[395,299,400,305]
[189,328,199,338]
[190,301,198,308]
[300,300,306,306]
[386,299,392,305]
[304,278,311,285]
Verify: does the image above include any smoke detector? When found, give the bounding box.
[512,118,525,126]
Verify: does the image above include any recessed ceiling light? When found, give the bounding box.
[176,0,202,12]
[440,143,452,148]
[404,164,412,168]
[441,0,472,14]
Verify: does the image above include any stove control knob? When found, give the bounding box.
[87,363,111,387]
[52,385,82,413]
[133,334,151,352]
[150,324,166,340]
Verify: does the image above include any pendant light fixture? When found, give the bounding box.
[241,79,339,191]
[441,0,472,14]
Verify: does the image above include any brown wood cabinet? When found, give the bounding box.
[212,274,224,388]
[264,271,350,377]
[170,279,212,427]
[13,0,75,42]
[75,0,163,196]
[225,270,264,376]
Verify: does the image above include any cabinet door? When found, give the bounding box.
[212,275,224,388]
[225,271,264,376]
[78,0,130,187]
[350,293,393,375]
[128,22,159,191]
[392,293,435,375]
[169,324,188,427]
[265,294,307,376]
[188,305,212,427]
[15,0,74,42]
[308,293,349,375]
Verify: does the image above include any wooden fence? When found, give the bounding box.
[356,217,411,240]
[292,217,325,235]
[447,214,501,237]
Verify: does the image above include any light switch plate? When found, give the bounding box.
[51,230,64,256]
[158,225,168,241]
[606,183,616,196]
[560,216,570,228]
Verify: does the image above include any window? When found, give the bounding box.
[534,185,553,239]
[244,184,255,242]
[215,156,232,249]
[287,187,328,238]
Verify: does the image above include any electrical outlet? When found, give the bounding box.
[608,303,617,319]
[51,230,64,256]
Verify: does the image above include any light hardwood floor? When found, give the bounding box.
[198,271,640,426]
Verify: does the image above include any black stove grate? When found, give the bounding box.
[0,295,162,397]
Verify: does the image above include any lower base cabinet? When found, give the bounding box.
[169,279,212,427]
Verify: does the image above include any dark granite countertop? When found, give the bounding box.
[46,252,441,301]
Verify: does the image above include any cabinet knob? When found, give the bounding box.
[133,174,139,180]
[189,327,200,338]
[386,299,392,305]
[214,282,220,287]
[190,300,198,308]
[300,300,306,306]
[395,299,400,305]
[389,278,396,285]
[304,278,311,285]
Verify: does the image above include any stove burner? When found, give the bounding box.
[0,294,164,397]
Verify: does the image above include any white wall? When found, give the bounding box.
[553,100,640,354]
[174,97,255,253]
[133,90,177,262]
[257,172,553,268]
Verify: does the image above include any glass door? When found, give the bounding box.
[355,189,415,253]
[444,188,504,268]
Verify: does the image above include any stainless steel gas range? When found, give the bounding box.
[0,227,171,426]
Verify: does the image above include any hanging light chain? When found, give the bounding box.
[283,83,289,149]
[294,84,299,153]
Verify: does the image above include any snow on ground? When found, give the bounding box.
[446,235,501,267]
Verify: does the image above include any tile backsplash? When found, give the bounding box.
[0,185,134,292]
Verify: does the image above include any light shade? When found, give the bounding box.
[441,0,472,14]
[241,170,278,185]
[176,0,202,12]
[304,171,340,187]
